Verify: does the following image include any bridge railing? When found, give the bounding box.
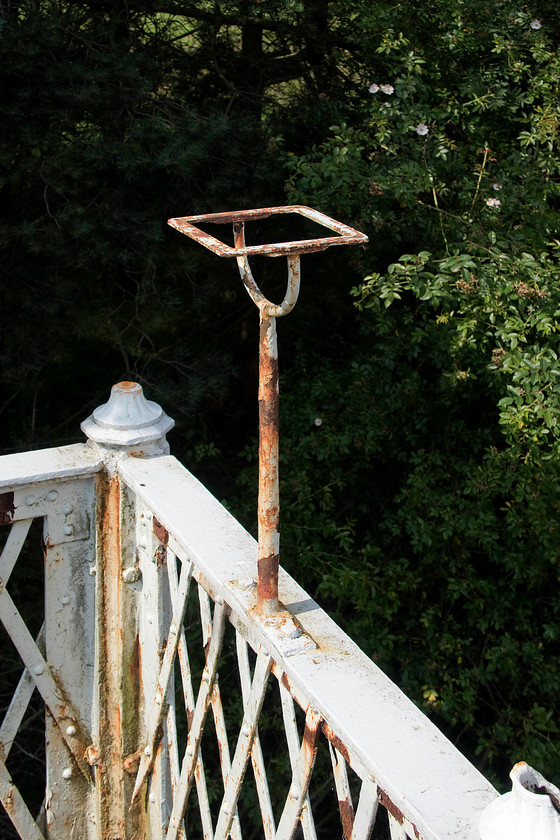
[0,382,507,839]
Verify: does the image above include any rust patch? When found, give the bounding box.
[338,797,355,840]
[4,784,14,812]
[256,314,280,612]
[96,471,127,836]
[280,670,293,694]
[168,205,368,258]
[86,745,99,766]
[321,722,351,766]
[303,714,322,749]
[0,492,14,526]
[152,517,169,546]
[154,545,167,566]
[257,553,279,605]
[379,789,407,826]
[123,750,141,775]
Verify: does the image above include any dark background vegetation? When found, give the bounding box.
[1,0,560,821]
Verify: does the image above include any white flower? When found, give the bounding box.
[368,83,379,94]
[314,418,323,427]
[380,84,394,94]
[415,123,429,136]
[486,198,501,208]
[492,183,503,190]
[530,19,542,29]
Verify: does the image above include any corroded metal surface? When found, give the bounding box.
[121,454,499,840]
[256,312,280,613]
[169,205,368,616]
[0,386,501,840]
[168,205,368,257]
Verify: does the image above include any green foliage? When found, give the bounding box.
[0,0,302,452]
[2,0,560,799]
[276,0,560,785]
[357,244,560,455]
[285,1,560,260]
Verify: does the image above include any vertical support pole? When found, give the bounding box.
[257,313,280,614]
[94,469,131,839]
[136,505,174,836]
[81,381,174,839]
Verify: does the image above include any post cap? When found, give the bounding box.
[81,382,174,448]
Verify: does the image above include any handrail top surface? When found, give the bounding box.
[0,442,102,492]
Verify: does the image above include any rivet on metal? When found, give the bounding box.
[283,621,302,639]
[63,503,74,514]
[66,725,77,736]
[24,495,36,506]
[62,768,72,780]
[32,664,44,676]
[149,792,156,803]
[64,524,74,536]
[122,567,141,583]
[89,565,97,576]
[46,490,58,502]
[60,595,70,605]
[169,624,177,635]
[144,746,151,756]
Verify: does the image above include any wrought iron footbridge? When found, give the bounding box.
[0,380,500,840]
[1,206,557,839]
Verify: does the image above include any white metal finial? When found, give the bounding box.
[480,762,560,840]
[81,381,174,454]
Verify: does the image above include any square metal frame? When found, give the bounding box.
[167,205,368,258]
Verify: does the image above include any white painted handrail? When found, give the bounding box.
[7,381,556,840]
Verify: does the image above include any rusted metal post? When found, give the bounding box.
[168,206,368,615]
[233,222,302,614]
[81,382,174,837]
[257,311,280,612]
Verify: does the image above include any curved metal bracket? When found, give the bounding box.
[234,222,301,318]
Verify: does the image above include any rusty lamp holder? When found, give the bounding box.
[168,206,368,614]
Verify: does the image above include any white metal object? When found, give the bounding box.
[0,380,524,840]
[479,763,560,840]
[81,380,174,464]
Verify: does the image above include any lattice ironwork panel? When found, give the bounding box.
[0,517,47,840]
[0,476,97,840]
[133,508,417,840]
